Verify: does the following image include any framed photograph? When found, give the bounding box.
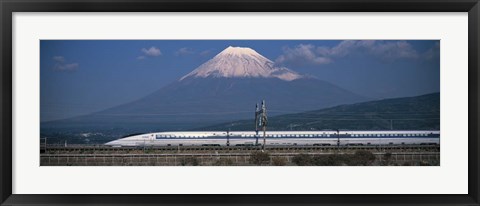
[1,0,479,205]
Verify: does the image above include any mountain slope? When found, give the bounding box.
[42,46,368,131]
[197,92,440,131]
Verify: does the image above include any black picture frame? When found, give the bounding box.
[1,0,479,205]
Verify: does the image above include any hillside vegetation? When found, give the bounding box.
[198,93,440,131]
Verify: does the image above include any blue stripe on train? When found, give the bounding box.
[155,134,440,140]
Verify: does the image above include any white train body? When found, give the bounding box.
[105,130,440,147]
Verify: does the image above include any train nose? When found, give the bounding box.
[105,140,118,146]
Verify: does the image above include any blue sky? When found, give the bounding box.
[40,40,440,122]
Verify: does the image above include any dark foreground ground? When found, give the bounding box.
[40,144,440,166]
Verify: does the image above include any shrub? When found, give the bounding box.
[214,158,234,166]
[313,154,345,166]
[272,156,287,166]
[181,157,199,166]
[249,151,271,165]
[292,154,314,166]
[348,150,376,166]
[384,152,392,160]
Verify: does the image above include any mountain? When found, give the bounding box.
[198,93,440,131]
[42,46,367,132]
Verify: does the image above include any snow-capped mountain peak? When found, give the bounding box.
[217,46,263,57]
[180,46,304,81]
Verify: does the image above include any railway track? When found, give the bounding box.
[40,151,440,157]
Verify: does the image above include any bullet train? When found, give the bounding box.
[105,130,440,147]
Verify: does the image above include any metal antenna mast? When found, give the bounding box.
[254,100,268,151]
[255,103,260,146]
[260,100,268,151]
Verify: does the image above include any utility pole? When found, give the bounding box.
[390,119,393,130]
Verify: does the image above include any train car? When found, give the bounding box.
[104,130,440,147]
